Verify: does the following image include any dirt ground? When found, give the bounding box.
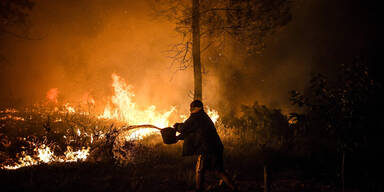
[0,161,344,192]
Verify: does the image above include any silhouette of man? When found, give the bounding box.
[174,100,236,192]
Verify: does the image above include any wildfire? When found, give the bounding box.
[63,146,90,162]
[125,128,159,141]
[46,88,59,103]
[37,145,55,163]
[0,108,18,113]
[207,107,219,124]
[65,103,76,113]
[81,92,95,105]
[2,145,90,170]
[2,152,38,170]
[98,74,221,142]
[0,108,25,121]
[99,73,175,126]
[0,115,25,121]
[1,73,221,169]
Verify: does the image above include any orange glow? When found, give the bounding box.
[63,146,90,162]
[98,73,176,141]
[81,92,95,105]
[207,107,219,124]
[46,88,59,103]
[36,145,55,163]
[65,103,76,113]
[2,145,90,170]
[124,128,160,141]
[99,73,175,128]
[1,73,221,169]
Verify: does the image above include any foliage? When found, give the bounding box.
[225,0,292,53]
[152,0,292,67]
[0,104,119,166]
[0,0,34,64]
[290,58,378,153]
[0,100,368,190]
[0,0,34,38]
[220,101,292,153]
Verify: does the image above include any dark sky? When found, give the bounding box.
[0,0,380,114]
[212,0,381,112]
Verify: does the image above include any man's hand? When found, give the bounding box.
[175,134,183,141]
[173,123,182,132]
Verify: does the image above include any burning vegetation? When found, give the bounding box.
[0,63,381,191]
[0,73,219,170]
[1,0,382,191]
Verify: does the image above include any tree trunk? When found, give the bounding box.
[264,164,270,192]
[192,0,202,100]
[341,151,345,192]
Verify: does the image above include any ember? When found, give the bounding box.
[0,73,219,170]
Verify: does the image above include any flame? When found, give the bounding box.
[0,108,18,113]
[98,73,175,140]
[63,146,90,162]
[125,128,160,141]
[96,72,221,141]
[81,92,95,105]
[36,145,54,163]
[2,152,38,170]
[0,115,25,121]
[65,103,76,113]
[1,145,90,170]
[46,88,59,103]
[207,107,219,124]
[1,73,221,169]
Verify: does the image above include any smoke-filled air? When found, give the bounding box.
[0,0,381,191]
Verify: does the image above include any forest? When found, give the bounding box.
[0,0,382,191]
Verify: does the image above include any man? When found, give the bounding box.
[174,100,237,192]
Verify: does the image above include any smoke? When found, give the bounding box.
[0,0,379,115]
[0,0,193,113]
[206,0,379,114]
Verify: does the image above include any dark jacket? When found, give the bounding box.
[177,110,223,156]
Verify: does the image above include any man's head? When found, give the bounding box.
[190,100,203,114]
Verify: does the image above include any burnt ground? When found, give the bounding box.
[0,160,348,192]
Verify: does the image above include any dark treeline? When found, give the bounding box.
[220,56,382,191]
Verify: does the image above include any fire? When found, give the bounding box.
[46,88,59,103]
[81,92,95,105]
[207,107,219,124]
[0,109,25,121]
[2,145,90,170]
[63,146,90,162]
[0,108,18,113]
[1,73,221,169]
[99,73,175,128]
[125,128,159,141]
[97,74,220,141]
[2,152,38,170]
[36,145,55,163]
[179,107,219,124]
[65,103,76,113]
[0,115,25,121]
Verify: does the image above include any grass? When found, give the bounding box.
[0,106,345,191]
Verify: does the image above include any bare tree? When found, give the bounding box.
[1,0,34,64]
[152,0,292,100]
[0,0,34,39]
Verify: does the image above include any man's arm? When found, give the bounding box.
[173,118,195,140]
